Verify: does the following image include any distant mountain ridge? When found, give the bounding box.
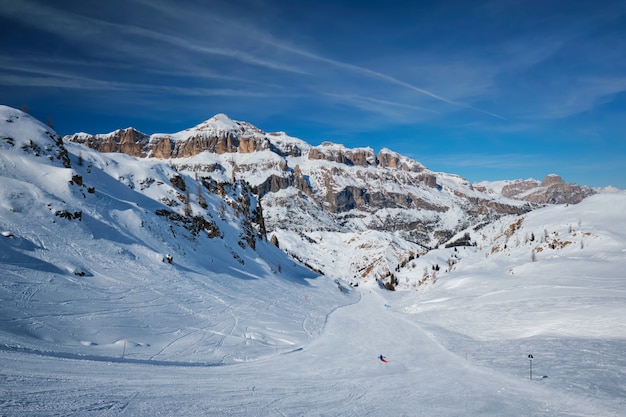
[474,174,595,205]
[62,112,593,285]
[66,113,427,169]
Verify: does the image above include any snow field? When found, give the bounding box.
[1,105,625,416]
[2,287,623,416]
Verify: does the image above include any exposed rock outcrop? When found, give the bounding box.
[377,149,424,172]
[308,143,377,167]
[501,175,595,205]
[67,128,149,157]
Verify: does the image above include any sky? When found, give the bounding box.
[1,0,625,188]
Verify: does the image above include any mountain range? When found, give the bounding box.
[64,112,595,286]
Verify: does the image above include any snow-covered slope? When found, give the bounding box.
[2,106,625,416]
[0,105,354,364]
[67,112,536,286]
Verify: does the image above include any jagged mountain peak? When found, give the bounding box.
[115,126,146,135]
[475,174,595,205]
[208,112,236,124]
[191,113,245,133]
[377,147,425,171]
[180,113,273,141]
[541,173,565,186]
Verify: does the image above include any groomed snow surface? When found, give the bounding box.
[2,193,625,416]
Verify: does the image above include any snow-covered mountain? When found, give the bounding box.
[2,105,625,416]
[474,174,595,204]
[1,105,350,363]
[66,113,548,286]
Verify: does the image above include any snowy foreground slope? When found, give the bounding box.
[1,106,625,416]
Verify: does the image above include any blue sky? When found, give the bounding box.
[1,0,625,188]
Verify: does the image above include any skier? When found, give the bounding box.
[378,354,388,363]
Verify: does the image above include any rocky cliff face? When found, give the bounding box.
[66,114,594,283]
[498,175,595,205]
[67,128,149,157]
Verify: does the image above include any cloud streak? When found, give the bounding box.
[1,0,506,121]
[523,76,626,120]
[0,0,309,75]
[256,35,506,120]
[131,0,483,116]
[0,71,282,99]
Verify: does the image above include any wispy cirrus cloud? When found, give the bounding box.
[0,0,308,75]
[0,0,504,125]
[520,76,626,120]
[321,92,441,124]
[0,71,283,98]
[256,35,506,120]
[0,54,286,93]
[2,0,507,121]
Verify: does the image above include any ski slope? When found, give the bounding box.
[1,105,625,415]
[2,286,624,416]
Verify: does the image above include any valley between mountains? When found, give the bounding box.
[1,105,624,416]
